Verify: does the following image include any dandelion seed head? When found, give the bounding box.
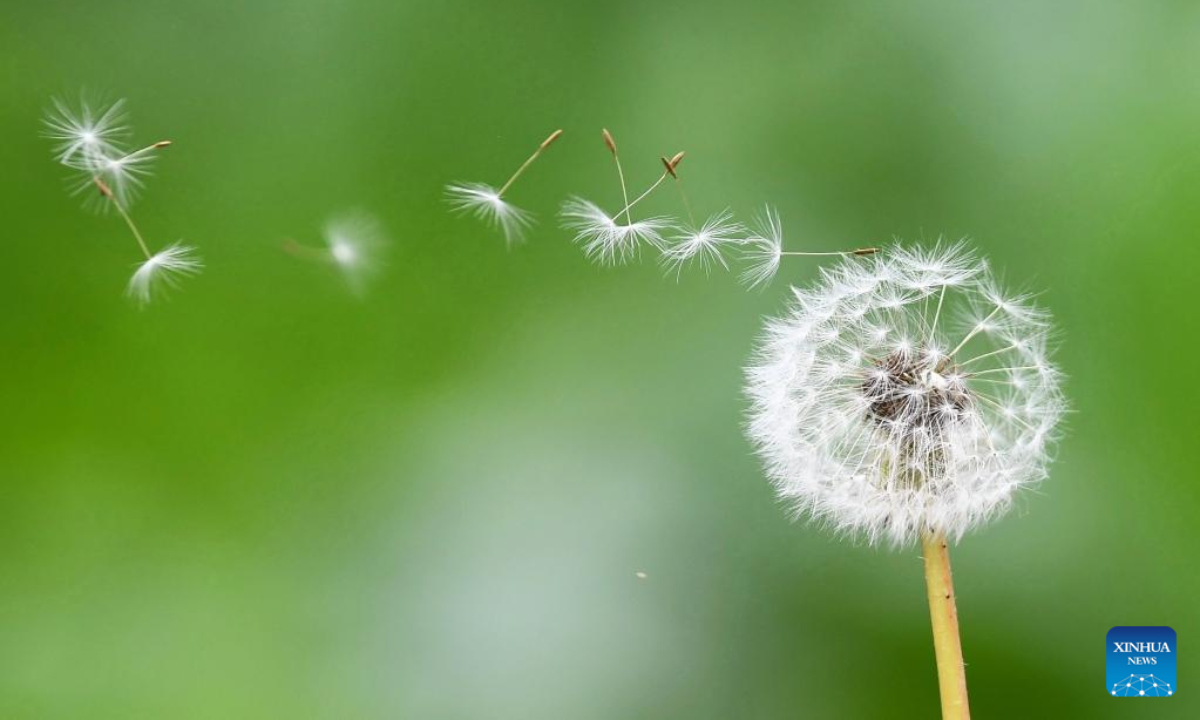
[745,242,1066,546]
[126,243,203,306]
[445,182,533,246]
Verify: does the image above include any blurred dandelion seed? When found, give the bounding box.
[126,243,204,306]
[283,211,389,296]
[446,128,563,246]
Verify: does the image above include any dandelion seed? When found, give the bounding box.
[662,209,745,277]
[446,128,563,246]
[745,242,1065,546]
[445,182,534,246]
[739,207,785,289]
[560,197,669,265]
[739,205,878,289]
[560,130,679,265]
[324,211,389,295]
[126,243,203,306]
[72,143,159,209]
[43,96,129,166]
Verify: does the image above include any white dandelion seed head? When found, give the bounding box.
[739,205,786,289]
[44,96,129,166]
[559,196,670,266]
[323,211,389,295]
[126,243,203,306]
[745,242,1066,546]
[445,182,533,247]
[662,209,745,277]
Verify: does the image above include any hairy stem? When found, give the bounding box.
[922,531,971,720]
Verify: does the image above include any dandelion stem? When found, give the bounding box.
[948,305,1004,358]
[498,129,563,197]
[922,531,971,720]
[616,170,669,217]
[928,285,947,344]
[602,129,633,224]
[674,177,696,226]
[281,238,334,264]
[114,202,154,260]
[94,178,152,260]
[965,365,1040,377]
[120,140,173,163]
[612,155,632,224]
[779,250,874,257]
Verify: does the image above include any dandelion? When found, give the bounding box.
[739,205,878,289]
[559,130,676,264]
[283,211,389,296]
[446,128,563,246]
[745,242,1065,719]
[44,96,201,305]
[661,209,745,276]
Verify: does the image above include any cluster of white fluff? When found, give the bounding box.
[745,243,1065,546]
[560,199,823,287]
[44,97,204,306]
[445,182,533,247]
[45,97,163,214]
[323,211,389,295]
[445,128,866,284]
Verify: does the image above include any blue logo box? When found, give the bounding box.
[1108,626,1176,697]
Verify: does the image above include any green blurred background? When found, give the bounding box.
[2,1,1198,717]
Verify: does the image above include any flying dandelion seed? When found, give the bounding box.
[126,243,204,306]
[43,95,129,167]
[446,128,563,246]
[661,209,745,277]
[559,130,678,265]
[282,211,390,295]
[559,197,670,265]
[739,206,877,290]
[44,96,201,305]
[70,142,163,210]
[324,212,389,295]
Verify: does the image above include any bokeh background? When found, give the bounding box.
[2,1,1198,717]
